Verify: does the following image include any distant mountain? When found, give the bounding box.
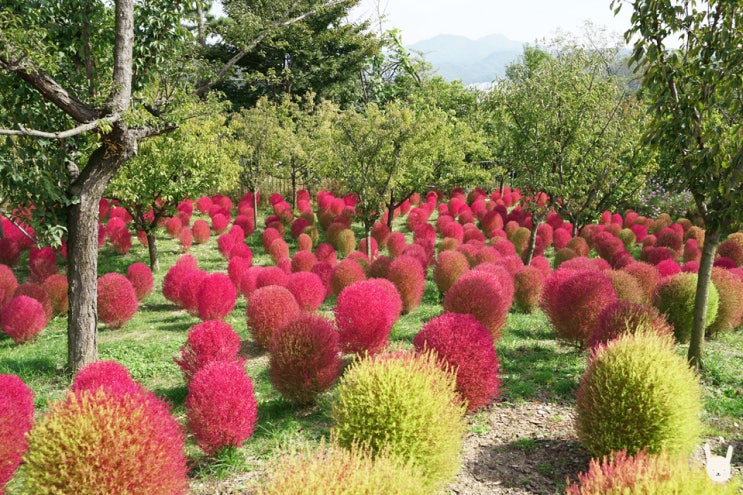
[408,34,525,85]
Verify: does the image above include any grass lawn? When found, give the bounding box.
[1,211,741,488]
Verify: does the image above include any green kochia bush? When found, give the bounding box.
[256,442,429,495]
[576,331,702,457]
[566,449,741,495]
[653,272,719,343]
[331,351,466,491]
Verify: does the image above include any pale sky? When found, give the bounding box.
[351,0,633,45]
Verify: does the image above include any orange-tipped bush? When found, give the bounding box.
[433,250,470,295]
[604,270,644,304]
[42,273,69,315]
[268,238,290,264]
[387,255,426,314]
[653,272,718,343]
[513,265,545,313]
[707,267,743,337]
[387,232,407,257]
[186,360,257,455]
[126,262,153,301]
[443,270,513,339]
[0,374,34,492]
[246,286,300,349]
[268,314,342,404]
[413,313,500,412]
[175,321,244,384]
[588,301,672,349]
[621,262,660,301]
[291,250,317,273]
[331,258,366,296]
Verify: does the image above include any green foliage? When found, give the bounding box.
[256,441,429,495]
[653,273,719,344]
[331,351,466,491]
[576,331,703,457]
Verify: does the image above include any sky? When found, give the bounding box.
[350,0,633,45]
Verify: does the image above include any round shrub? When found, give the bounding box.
[331,258,367,296]
[28,247,57,283]
[443,269,513,339]
[621,261,660,301]
[386,232,407,257]
[268,238,290,264]
[575,331,702,457]
[717,238,743,267]
[291,250,316,273]
[71,360,141,396]
[257,442,428,495]
[268,314,342,404]
[331,351,466,491]
[217,233,237,258]
[588,301,672,349]
[0,374,34,492]
[227,256,251,289]
[165,216,182,237]
[255,265,288,289]
[604,270,644,304]
[1,296,46,343]
[229,243,252,262]
[433,249,470,295]
[246,285,300,349]
[162,258,197,306]
[553,247,578,269]
[566,449,741,495]
[334,229,356,258]
[310,261,333,300]
[186,360,257,455]
[368,277,403,323]
[196,273,237,321]
[42,273,69,316]
[653,272,718,343]
[387,255,425,314]
[178,270,208,314]
[175,321,244,384]
[656,258,682,278]
[314,243,337,265]
[655,227,683,254]
[0,238,20,267]
[509,226,531,257]
[543,270,617,348]
[593,232,626,262]
[369,255,393,279]
[335,281,397,355]
[126,262,153,301]
[707,267,743,337]
[285,271,325,312]
[20,388,188,495]
[513,265,545,313]
[0,264,18,310]
[14,283,52,324]
[530,255,552,278]
[566,236,590,257]
[413,313,500,411]
[191,219,211,244]
[97,273,138,329]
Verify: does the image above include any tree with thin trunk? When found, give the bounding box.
[612,0,743,369]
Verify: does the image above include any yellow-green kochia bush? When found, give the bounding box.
[653,272,719,343]
[331,351,466,491]
[18,388,188,495]
[576,331,702,457]
[256,441,429,495]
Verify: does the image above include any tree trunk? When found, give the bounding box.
[386,189,395,230]
[687,228,720,371]
[253,188,259,227]
[523,218,540,266]
[291,170,297,210]
[147,232,159,271]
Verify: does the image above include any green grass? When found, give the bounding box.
[1,209,742,488]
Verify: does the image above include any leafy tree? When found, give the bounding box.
[612,0,743,368]
[485,43,653,264]
[107,98,240,270]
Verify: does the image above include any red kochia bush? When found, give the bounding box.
[126,262,154,301]
[165,217,182,237]
[285,272,326,312]
[513,265,545,313]
[29,246,58,283]
[268,238,290,264]
[255,265,288,289]
[707,267,743,337]
[175,321,244,383]
[178,270,208,314]
[414,313,500,412]
[1,296,46,343]
[387,255,426,314]
[0,265,17,311]
[543,270,617,348]
[433,250,471,295]
[443,270,513,339]
[186,361,257,455]
[268,314,342,404]
[43,273,69,315]
[192,219,211,244]
[0,374,34,492]
[291,250,317,273]
[369,255,393,279]
[311,261,334,299]
[14,283,52,324]
[335,281,396,355]
[162,256,198,305]
[71,360,141,396]
[621,262,661,301]
[386,232,407,257]
[0,238,20,267]
[197,273,237,321]
[331,258,367,296]
[246,286,300,349]
[97,273,138,329]
[227,257,251,289]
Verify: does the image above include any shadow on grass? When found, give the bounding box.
[0,354,68,380]
[155,384,188,408]
[466,437,590,494]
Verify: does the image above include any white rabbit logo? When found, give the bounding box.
[704,443,733,484]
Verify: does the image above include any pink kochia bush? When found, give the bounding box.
[126,262,154,301]
[246,286,300,349]
[268,314,343,404]
[175,321,244,383]
[162,255,198,306]
[0,374,35,492]
[186,361,258,455]
[331,258,367,296]
[335,281,397,355]
[285,272,326,312]
[413,313,501,412]
[178,270,208,315]
[97,273,138,329]
[387,255,426,314]
[197,273,237,321]
[71,360,141,396]
[0,264,18,310]
[443,270,513,340]
[1,296,47,343]
[14,283,53,324]
[588,301,673,350]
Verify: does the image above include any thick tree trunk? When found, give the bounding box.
[687,228,720,371]
[147,232,159,271]
[523,218,540,266]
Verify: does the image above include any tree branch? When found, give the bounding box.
[0,114,122,139]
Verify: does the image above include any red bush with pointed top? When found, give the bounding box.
[413,313,500,412]
[443,270,513,339]
[97,273,138,329]
[165,217,182,237]
[126,262,153,301]
[268,314,342,404]
[335,280,396,355]
[175,321,244,383]
[291,250,317,273]
[247,285,300,349]
[386,232,407,257]
[186,360,257,455]
[0,374,34,492]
